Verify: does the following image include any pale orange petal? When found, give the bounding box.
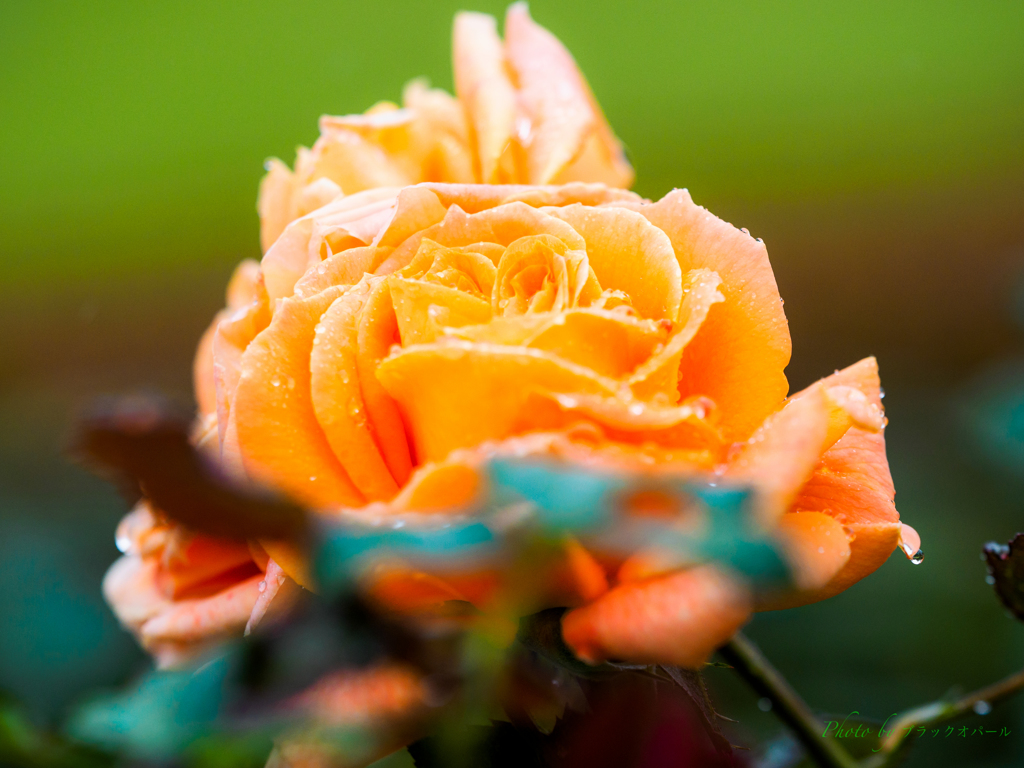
[140,574,263,644]
[638,190,791,440]
[258,158,297,253]
[628,269,723,402]
[725,383,832,523]
[453,12,517,183]
[307,127,414,193]
[356,279,414,484]
[544,204,681,320]
[774,511,851,592]
[376,340,618,463]
[379,201,585,275]
[292,245,382,298]
[310,280,401,501]
[780,357,901,606]
[504,4,632,187]
[262,188,398,301]
[235,286,365,507]
[561,565,751,667]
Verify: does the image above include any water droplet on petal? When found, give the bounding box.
[817,546,825,554]
[898,523,923,564]
[115,534,132,554]
[258,580,267,593]
[973,700,991,715]
[271,376,281,387]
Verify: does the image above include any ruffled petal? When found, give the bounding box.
[638,190,791,440]
[453,12,517,183]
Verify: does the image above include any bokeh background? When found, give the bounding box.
[2,1,1024,765]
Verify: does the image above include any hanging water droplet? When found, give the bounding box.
[879,387,886,400]
[973,700,991,715]
[757,698,772,712]
[898,523,923,564]
[115,533,132,553]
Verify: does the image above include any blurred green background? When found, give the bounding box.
[2,1,1024,765]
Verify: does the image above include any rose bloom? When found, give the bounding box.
[106,4,916,693]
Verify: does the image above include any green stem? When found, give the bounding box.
[861,666,1024,767]
[719,632,859,768]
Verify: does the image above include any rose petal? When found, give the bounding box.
[504,4,632,187]
[376,340,618,463]
[638,189,791,440]
[774,511,851,592]
[380,201,586,274]
[139,573,264,644]
[628,269,723,402]
[780,357,901,605]
[356,279,414,485]
[292,245,383,298]
[310,280,401,501]
[561,565,752,667]
[235,285,365,507]
[262,188,399,301]
[725,383,833,523]
[453,12,517,183]
[389,277,493,346]
[545,204,682,321]
[258,158,297,253]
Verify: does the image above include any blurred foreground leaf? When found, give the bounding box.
[72,395,307,540]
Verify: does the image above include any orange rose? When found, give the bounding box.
[105,7,917,674]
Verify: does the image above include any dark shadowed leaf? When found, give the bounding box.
[983,534,1024,620]
[71,394,307,540]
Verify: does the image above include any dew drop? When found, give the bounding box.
[628,403,644,416]
[115,534,132,554]
[258,580,267,593]
[757,698,772,712]
[898,523,923,564]
[986,574,996,585]
[879,387,886,400]
[973,700,992,716]
[271,376,282,387]
[817,546,825,554]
